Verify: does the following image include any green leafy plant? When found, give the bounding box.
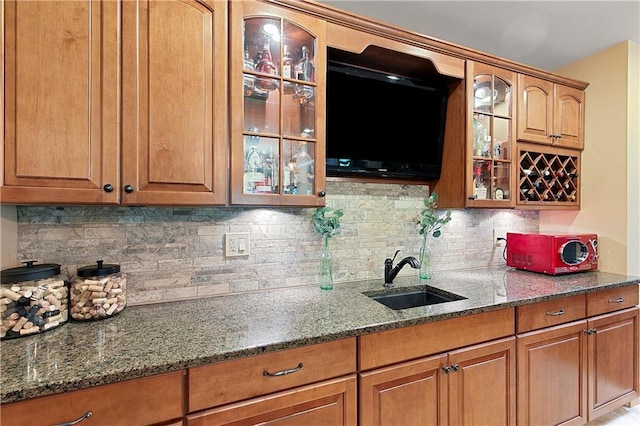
[418,192,451,238]
[312,207,344,240]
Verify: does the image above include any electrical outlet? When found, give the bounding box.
[493,228,506,247]
[225,232,250,257]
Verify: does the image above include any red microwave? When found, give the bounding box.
[506,232,598,275]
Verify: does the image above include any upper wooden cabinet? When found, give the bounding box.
[2,0,228,206]
[121,0,228,205]
[1,0,119,204]
[229,0,327,206]
[517,74,585,150]
[466,62,517,208]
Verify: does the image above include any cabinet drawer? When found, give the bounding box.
[0,371,185,426]
[517,294,586,333]
[358,308,515,370]
[186,375,357,426]
[587,284,639,316]
[188,338,356,412]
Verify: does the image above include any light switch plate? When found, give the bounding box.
[225,232,250,257]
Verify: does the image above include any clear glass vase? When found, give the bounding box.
[319,236,334,290]
[419,236,432,279]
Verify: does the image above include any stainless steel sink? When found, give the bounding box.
[364,286,466,310]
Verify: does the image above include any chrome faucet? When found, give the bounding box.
[384,250,421,287]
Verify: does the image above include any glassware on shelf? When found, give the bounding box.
[295,45,314,82]
[473,163,487,199]
[282,44,294,79]
[255,39,278,92]
[243,47,256,97]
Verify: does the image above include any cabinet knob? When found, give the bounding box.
[318,190,326,197]
[103,184,114,193]
[451,364,460,372]
[124,185,134,193]
[442,366,451,374]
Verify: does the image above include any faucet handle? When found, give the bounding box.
[391,250,401,263]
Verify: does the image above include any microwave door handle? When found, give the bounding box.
[589,238,599,261]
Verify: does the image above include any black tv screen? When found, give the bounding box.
[326,62,449,181]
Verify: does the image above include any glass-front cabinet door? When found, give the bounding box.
[230,0,326,206]
[466,62,516,208]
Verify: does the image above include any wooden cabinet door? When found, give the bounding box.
[186,375,357,426]
[517,74,584,150]
[587,307,639,420]
[517,74,554,146]
[2,0,119,204]
[448,337,516,426]
[229,0,326,207]
[359,354,448,426]
[121,0,227,205]
[553,84,585,150]
[517,320,588,426]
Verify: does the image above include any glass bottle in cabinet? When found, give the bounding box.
[467,62,516,207]
[231,3,325,206]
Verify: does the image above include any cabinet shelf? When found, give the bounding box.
[517,145,580,208]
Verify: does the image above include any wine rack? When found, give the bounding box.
[518,146,580,208]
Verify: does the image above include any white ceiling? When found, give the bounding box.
[319,0,640,71]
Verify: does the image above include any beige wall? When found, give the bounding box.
[1,205,18,269]
[540,41,639,275]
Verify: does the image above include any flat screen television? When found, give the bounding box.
[326,62,449,181]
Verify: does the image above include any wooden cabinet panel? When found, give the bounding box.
[586,285,639,316]
[587,307,639,420]
[188,338,356,412]
[448,337,516,426]
[517,320,588,426]
[358,308,514,370]
[2,0,119,204]
[121,0,227,205]
[516,294,586,333]
[360,354,447,426]
[517,74,584,150]
[0,371,186,426]
[186,375,357,426]
[554,84,585,149]
[359,336,516,426]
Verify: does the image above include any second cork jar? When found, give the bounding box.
[70,260,126,321]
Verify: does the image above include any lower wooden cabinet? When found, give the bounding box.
[187,338,357,426]
[517,320,588,426]
[186,375,357,425]
[517,285,639,426]
[359,337,516,426]
[0,370,186,426]
[587,308,639,420]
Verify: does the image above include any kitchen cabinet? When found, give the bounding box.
[186,338,357,425]
[1,0,119,204]
[516,286,639,425]
[516,143,581,209]
[358,308,515,426]
[0,370,186,426]
[121,0,228,205]
[517,74,585,150]
[229,0,327,206]
[2,0,228,206]
[465,62,517,208]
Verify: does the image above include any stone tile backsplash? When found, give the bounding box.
[15,182,538,305]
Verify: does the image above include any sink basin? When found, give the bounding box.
[365,286,466,310]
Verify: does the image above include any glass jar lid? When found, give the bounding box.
[1,260,61,284]
[77,260,120,277]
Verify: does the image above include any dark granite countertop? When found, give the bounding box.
[1,266,638,403]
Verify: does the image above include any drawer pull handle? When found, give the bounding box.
[263,362,303,377]
[608,297,624,303]
[546,309,565,316]
[54,411,93,426]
